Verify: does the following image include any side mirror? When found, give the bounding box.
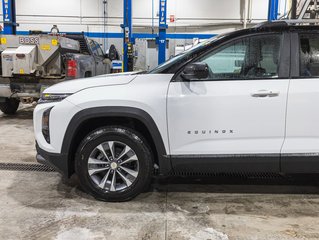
[181,62,209,81]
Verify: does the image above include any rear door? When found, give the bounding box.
[281,32,319,173]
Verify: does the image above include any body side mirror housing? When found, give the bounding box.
[181,62,209,81]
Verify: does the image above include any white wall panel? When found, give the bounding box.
[174,0,242,19]
[0,0,289,61]
[108,0,123,17]
[251,0,269,20]
[2,0,282,34]
[16,0,81,16]
[81,0,102,17]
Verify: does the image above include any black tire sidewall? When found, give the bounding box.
[0,98,20,115]
[75,126,153,202]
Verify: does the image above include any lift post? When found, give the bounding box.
[268,0,279,21]
[2,0,17,34]
[122,0,133,72]
[157,0,167,65]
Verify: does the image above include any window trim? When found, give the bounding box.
[172,32,291,82]
[290,32,299,78]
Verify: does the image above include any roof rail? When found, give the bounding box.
[255,21,288,28]
[279,19,319,25]
[257,19,319,28]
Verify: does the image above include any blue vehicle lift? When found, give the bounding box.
[122,0,167,71]
[2,0,17,34]
[157,0,168,65]
[268,0,279,21]
[121,0,133,72]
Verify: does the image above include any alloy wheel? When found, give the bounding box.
[87,141,139,192]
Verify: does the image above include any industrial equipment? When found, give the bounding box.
[0,34,79,78]
[0,32,112,115]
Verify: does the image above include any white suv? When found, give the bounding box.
[34,21,319,201]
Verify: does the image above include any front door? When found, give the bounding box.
[167,33,290,173]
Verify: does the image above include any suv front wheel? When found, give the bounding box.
[75,126,153,202]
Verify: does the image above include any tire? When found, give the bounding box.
[75,126,153,202]
[0,98,20,115]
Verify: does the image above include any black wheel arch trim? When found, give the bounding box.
[61,106,172,176]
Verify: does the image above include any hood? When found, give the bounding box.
[43,72,138,94]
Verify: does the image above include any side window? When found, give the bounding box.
[202,40,246,79]
[299,34,319,77]
[89,40,99,56]
[95,42,104,57]
[198,34,282,80]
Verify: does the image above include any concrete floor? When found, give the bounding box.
[1,105,319,240]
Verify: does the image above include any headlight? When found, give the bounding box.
[38,93,72,104]
[42,107,53,143]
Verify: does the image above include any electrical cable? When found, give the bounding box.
[279,0,303,19]
[152,0,154,34]
[103,0,108,53]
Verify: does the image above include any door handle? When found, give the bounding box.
[251,90,280,98]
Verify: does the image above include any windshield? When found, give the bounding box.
[149,34,225,74]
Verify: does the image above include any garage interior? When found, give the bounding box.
[2,0,319,239]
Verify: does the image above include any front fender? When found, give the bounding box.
[61,106,172,175]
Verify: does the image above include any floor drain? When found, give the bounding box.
[0,163,56,172]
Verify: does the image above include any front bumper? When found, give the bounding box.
[36,142,70,177]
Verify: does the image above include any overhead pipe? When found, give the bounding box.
[243,0,248,28]
[103,0,108,53]
[12,21,256,28]
[248,0,253,22]
[242,0,253,28]
[152,0,154,34]
[14,14,269,22]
